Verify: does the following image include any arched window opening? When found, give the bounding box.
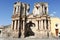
[45,7,47,14]
[0,30,1,34]
[14,7,16,13]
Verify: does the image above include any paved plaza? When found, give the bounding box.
[0,37,60,40]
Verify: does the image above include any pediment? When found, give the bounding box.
[27,14,35,18]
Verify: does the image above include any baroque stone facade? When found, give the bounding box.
[11,1,51,38]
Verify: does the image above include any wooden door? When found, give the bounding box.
[55,29,58,36]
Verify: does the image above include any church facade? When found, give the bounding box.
[0,1,60,38]
[11,1,51,38]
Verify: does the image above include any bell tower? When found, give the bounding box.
[13,1,21,14]
[11,0,30,38]
[33,2,48,16]
[41,2,48,14]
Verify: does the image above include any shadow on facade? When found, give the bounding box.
[25,21,35,37]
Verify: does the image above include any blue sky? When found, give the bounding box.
[0,0,60,26]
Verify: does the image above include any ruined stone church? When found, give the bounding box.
[11,1,51,38]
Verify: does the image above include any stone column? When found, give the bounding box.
[23,20,25,31]
[18,20,19,30]
[16,20,18,30]
[44,20,48,37]
[40,20,44,38]
[39,20,41,30]
[48,20,51,31]
[48,20,51,38]
[40,20,43,30]
[47,7,48,14]
[14,20,17,30]
[46,20,50,37]
[11,20,15,30]
[21,20,25,38]
[36,20,38,30]
[43,6,44,14]
[11,20,13,30]
[44,20,46,30]
[13,7,15,14]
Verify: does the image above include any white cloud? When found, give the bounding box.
[50,11,56,17]
[50,14,54,16]
[53,11,56,14]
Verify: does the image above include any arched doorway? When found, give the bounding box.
[55,24,59,36]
